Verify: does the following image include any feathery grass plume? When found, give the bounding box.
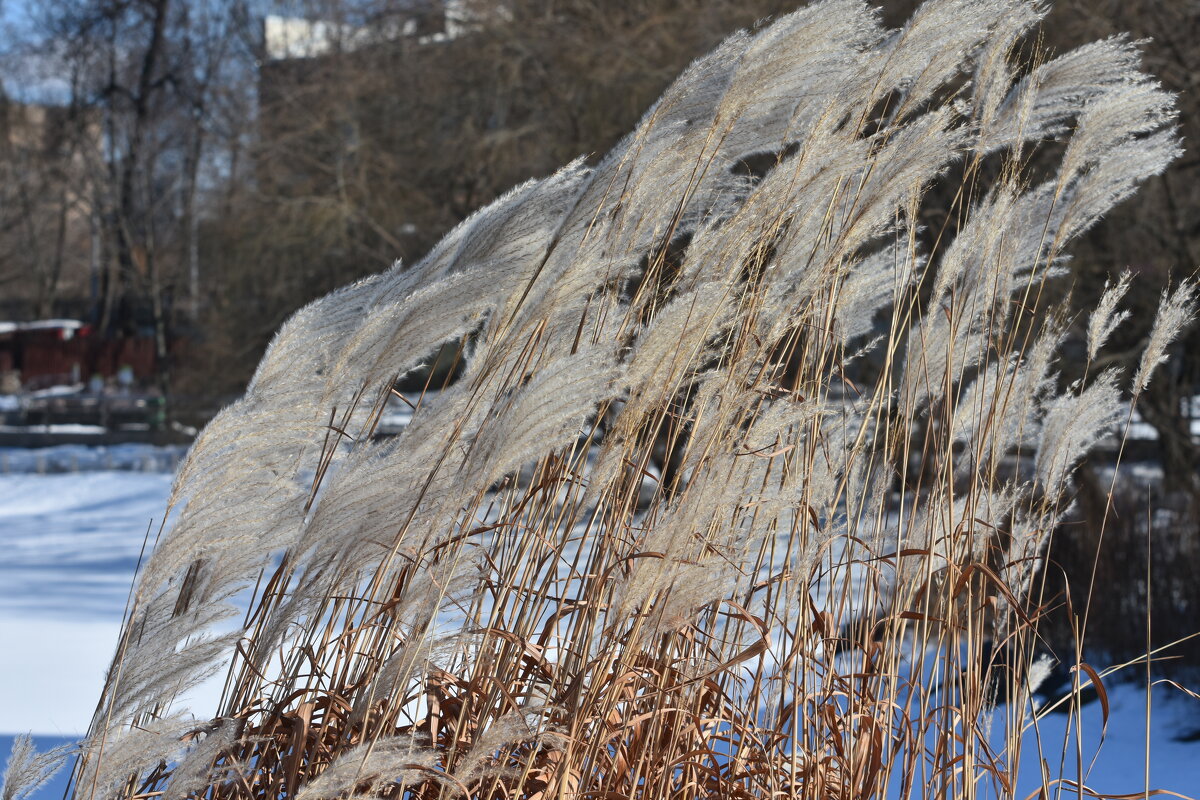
[159,720,240,800]
[2,736,73,800]
[77,717,195,800]
[69,1,1194,798]
[292,737,441,800]
[1086,270,1132,363]
[1134,279,1198,393]
[1035,368,1124,499]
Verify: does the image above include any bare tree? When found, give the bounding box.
[12,0,254,403]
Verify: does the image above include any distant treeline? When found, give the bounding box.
[1,1,1197,452]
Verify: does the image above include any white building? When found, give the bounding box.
[263,1,474,61]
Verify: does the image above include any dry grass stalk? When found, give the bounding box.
[45,1,1193,798]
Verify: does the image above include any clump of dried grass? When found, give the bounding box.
[27,1,1196,798]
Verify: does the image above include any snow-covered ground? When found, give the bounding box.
[0,469,175,738]
[0,447,1196,797]
[0,443,188,474]
[1011,682,1200,797]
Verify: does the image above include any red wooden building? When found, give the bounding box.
[0,320,157,390]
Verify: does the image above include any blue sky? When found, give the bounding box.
[0,0,73,103]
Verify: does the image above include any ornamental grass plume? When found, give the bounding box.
[1,736,72,800]
[44,1,1195,798]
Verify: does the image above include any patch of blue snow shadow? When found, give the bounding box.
[0,469,175,735]
[0,471,175,621]
[1004,681,1200,797]
[0,443,188,475]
